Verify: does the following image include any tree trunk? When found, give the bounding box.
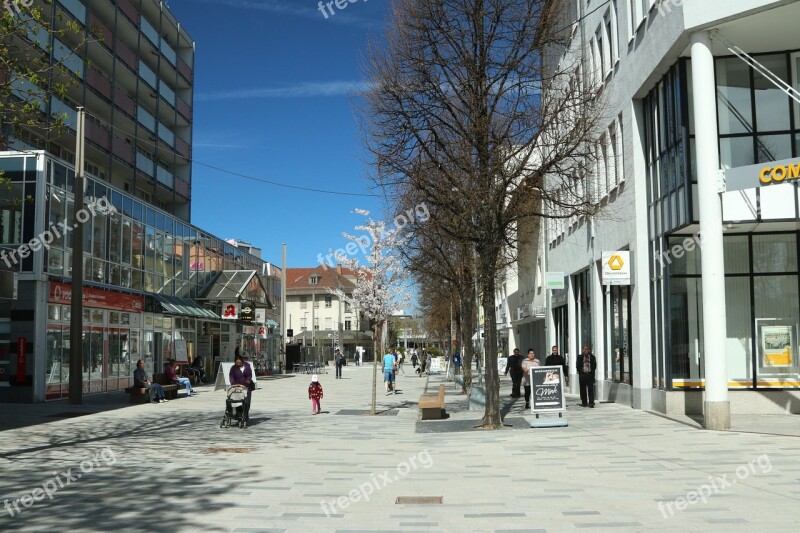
[371,323,379,415]
[460,295,475,394]
[480,248,502,427]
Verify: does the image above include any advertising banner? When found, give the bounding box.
[531,365,566,414]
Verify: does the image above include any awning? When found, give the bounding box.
[199,270,272,307]
[267,319,279,328]
[151,294,219,319]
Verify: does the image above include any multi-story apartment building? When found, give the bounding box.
[513,0,800,422]
[0,0,282,402]
[285,265,371,359]
[4,0,195,219]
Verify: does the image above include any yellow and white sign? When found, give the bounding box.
[601,251,631,286]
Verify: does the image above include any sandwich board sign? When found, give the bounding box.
[529,365,567,428]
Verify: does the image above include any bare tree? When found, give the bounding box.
[363,0,602,427]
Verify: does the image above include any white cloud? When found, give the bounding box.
[189,0,376,26]
[196,80,373,101]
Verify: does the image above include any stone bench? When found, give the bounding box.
[419,384,446,420]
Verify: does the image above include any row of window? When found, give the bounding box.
[299,295,351,310]
[299,318,354,331]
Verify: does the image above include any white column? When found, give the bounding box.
[630,101,654,411]
[592,259,605,400]
[691,31,730,430]
[567,276,578,394]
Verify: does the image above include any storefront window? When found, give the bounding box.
[669,278,703,382]
[753,234,797,273]
[754,276,800,387]
[725,277,752,384]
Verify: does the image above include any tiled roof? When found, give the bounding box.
[286,266,358,291]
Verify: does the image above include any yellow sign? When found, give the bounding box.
[608,255,624,271]
[759,162,800,185]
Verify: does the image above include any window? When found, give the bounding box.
[604,4,619,66]
[300,296,307,309]
[314,318,319,330]
[345,320,352,331]
[301,317,307,330]
[313,298,319,308]
[309,275,319,285]
[626,0,637,40]
[325,317,333,330]
[325,295,332,308]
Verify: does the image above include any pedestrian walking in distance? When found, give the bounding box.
[334,348,344,379]
[521,349,540,410]
[577,345,597,408]
[545,345,568,386]
[309,375,323,414]
[505,348,523,398]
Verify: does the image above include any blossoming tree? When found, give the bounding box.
[330,209,410,415]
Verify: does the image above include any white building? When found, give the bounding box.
[517,0,800,423]
[284,265,370,357]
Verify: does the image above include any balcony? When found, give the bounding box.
[177,57,193,83]
[86,67,111,100]
[115,38,136,70]
[115,0,139,26]
[114,87,135,117]
[86,120,110,150]
[176,96,192,122]
[111,136,134,164]
[87,12,113,49]
[176,136,191,159]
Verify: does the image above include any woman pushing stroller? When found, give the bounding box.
[228,354,255,416]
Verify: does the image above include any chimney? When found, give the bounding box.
[336,264,342,275]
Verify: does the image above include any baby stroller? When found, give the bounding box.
[221,385,250,428]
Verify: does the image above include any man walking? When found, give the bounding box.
[505,348,523,398]
[545,345,568,386]
[577,345,597,407]
[334,348,344,379]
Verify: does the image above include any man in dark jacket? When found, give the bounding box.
[133,359,166,403]
[505,348,523,398]
[577,345,597,407]
[545,345,568,385]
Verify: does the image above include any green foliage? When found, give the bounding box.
[1,2,96,145]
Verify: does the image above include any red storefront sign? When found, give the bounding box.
[17,337,26,381]
[49,282,144,313]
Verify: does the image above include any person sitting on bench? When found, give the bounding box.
[133,360,167,403]
[189,355,208,383]
[166,358,196,396]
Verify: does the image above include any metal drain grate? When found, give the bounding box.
[395,496,443,504]
[203,447,255,454]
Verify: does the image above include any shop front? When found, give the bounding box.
[45,282,144,399]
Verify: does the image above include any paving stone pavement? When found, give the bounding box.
[0,364,798,532]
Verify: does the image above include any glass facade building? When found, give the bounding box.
[646,51,800,393]
[0,152,281,401]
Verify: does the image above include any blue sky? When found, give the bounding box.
[168,0,389,268]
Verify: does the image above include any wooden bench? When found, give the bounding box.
[152,373,180,399]
[125,387,153,404]
[419,384,446,420]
